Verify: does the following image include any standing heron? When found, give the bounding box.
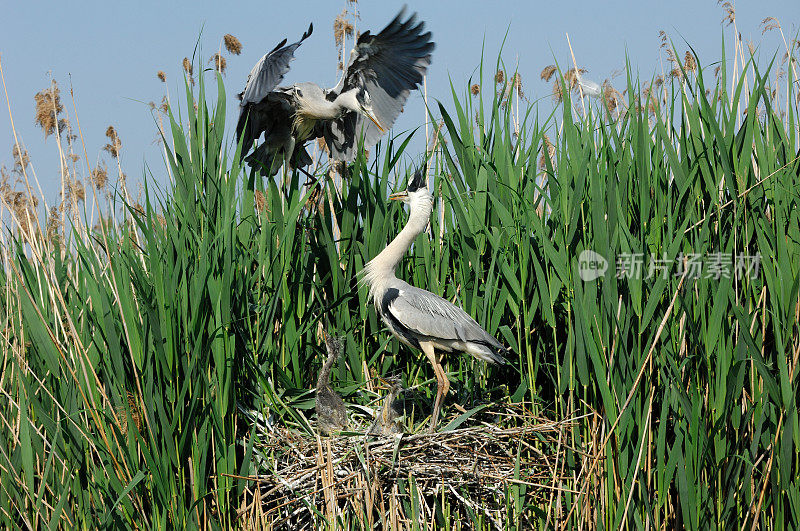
[362,169,508,431]
[236,9,435,176]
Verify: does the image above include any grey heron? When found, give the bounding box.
[362,169,509,431]
[315,331,348,435]
[236,9,435,176]
[368,376,404,436]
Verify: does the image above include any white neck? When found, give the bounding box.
[362,191,433,300]
[333,89,360,114]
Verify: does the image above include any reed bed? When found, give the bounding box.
[1,14,799,529]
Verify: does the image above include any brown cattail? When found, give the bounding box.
[159,96,169,114]
[761,17,781,34]
[12,143,29,173]
[512,73,524,98]
[46,206,62,245]
[540,65,557,82]
[254,189,266,213]
[91,164,108,190]
[34,80,65,138]
[720,1,735,26]
[539,134,556,171]
[564,68,587,90]
[684,51,697,73]
[223,34,243,55]
[552,79,564,103]
[182,57,195,85]
[333,10,353,48]
[494,70,505,84]
[103,126,122,158]
[470,84,480,96]
[157,70,166,82]
[658,30,668,49]
[209,52,227,74]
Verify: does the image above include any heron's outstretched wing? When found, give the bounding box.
[382,284,507,363]
[324,9,434,161]
[237,24,313,151]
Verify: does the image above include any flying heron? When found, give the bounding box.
[362,169,509,431]
[315,330,348,435]
[236,9,435,176]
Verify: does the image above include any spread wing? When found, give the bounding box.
[324,8,434,161]
[236,24,313,151]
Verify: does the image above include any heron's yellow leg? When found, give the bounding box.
[421,341,449,432]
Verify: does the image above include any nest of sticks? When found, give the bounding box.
[235,403,597,529]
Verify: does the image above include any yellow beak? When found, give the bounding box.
[388,191,408,201]
[363,108,385,132]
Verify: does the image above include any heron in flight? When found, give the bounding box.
[362,169,508,431]
[236,9,435,176]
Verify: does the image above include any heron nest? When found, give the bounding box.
[235,404,599,529]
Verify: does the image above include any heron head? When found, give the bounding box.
[388,168,431,204]
[358,91,385,132]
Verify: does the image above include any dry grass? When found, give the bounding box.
[236,405,594,529]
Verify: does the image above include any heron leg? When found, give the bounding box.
[421,342,449,432]
[282,136,296,188]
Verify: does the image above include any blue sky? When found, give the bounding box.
[1,1,798,205]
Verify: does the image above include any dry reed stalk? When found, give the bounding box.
[565,33,586,116]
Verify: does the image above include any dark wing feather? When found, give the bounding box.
[324,9,434,161]
[236,23,313,152]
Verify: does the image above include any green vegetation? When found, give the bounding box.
[1,38,799,529]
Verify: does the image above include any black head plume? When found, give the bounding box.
[407,166,427,192]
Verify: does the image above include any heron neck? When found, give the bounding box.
[365,196,433,289]
[317,342,339,389]
[333,89,360,114]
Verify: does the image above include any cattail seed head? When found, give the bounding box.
[157,70,166,82]
[12,143,29,173]
[495,70,505,84]
[209,53,227,74]
[223,34,243,55]
[34,80,65,138]
[540,65,557,82]
[470,84,480,96]
[333,11,353,48]
[684,51,697,72]
[103,126,122,158]
[254,189,267,213]
[91,164,108,190]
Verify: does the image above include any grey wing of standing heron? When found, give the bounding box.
[324,8,435,161]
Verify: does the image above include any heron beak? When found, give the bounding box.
[363,108,385,132]
[388,190,408,201]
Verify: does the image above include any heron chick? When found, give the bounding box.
[315,332,348,436]
[236,8,435,176]
[362,169,509,431]
[368,376,405,436]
